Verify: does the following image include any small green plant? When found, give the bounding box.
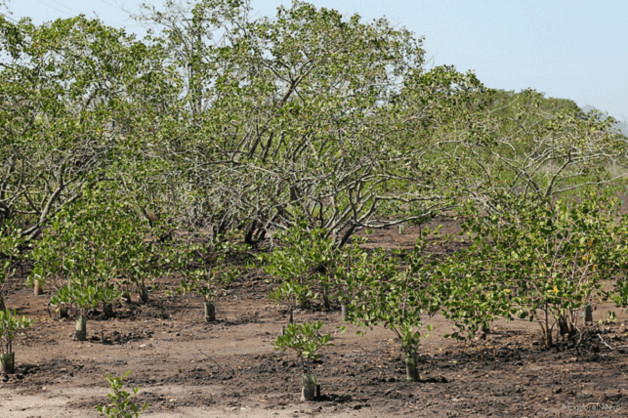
[274,320,337,401]
[0,309,32,374]
[96,370,147,418]
[269,281,315,325]
[49,278,114,341]
[346,233,440,382]
[349,269,436,381]
[274,320,334,373]
[175,236,247,323]
[331,236,373,320]
[263,223,338,313]
[267,234,372,325]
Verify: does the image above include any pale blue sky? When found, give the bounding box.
[5,0,628,120]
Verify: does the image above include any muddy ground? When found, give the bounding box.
[1,218,628,417]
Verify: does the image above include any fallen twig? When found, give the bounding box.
[597,334,628,351]
[196,348,236,372]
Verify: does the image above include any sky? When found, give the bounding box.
[4,0,628,121]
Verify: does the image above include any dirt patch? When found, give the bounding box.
[2,218,628,417]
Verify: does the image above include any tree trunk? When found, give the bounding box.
[542,305,552,348]
[33,280,44,296]
[322,293,331,312]
[558,314,570,338]
[479,323,490,340]
[121,292,132,304]
[405,354,420,382]
[340,303,348,321]
[244,220,266,246]
[543,329,552,348]
[244,220,258,246]
[583,305,593,325]
[138,286,149,304]
[204,300,216,322]
[301,373,317,401]
[75,315,87,341]
[0,352,15,374]
[58,306,68,319]
[103,303,114,319]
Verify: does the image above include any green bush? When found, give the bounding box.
[440,193,626,347]
[274,320,335,374]
[0,309,32,355]
[96,370,147,418]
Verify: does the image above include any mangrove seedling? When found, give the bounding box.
[96,370,148,418]
[0,309,32,374]
[274,320,337,401]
